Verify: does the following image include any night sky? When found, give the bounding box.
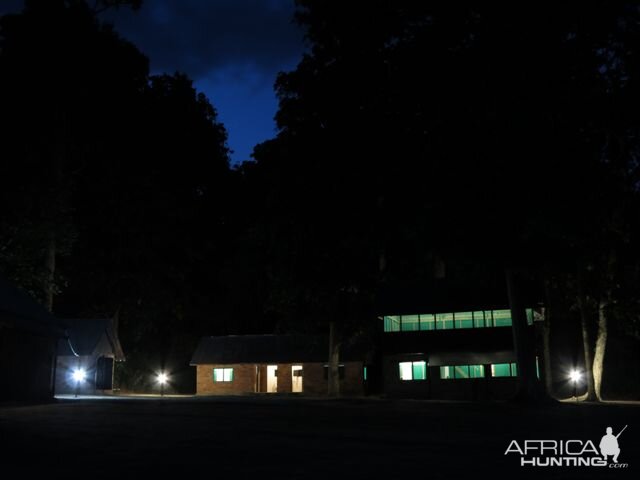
[1,0,306,164]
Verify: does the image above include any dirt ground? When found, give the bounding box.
[0,395,637,479]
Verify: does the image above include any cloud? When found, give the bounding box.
[105,0,305,78]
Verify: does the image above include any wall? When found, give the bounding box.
[0,327,58,401]
[196,364,258,395]
[383,354,518,400]
[302,362,365,396]
[196,361,366,396]
[55,354,100,395]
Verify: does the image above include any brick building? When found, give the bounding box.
[191,334,366,396]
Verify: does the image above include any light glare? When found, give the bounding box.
[569,369,581,383]
[72,368,86,382]
[157,373,168,384]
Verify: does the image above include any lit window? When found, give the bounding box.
[526,308,534,326]
[384,315,401,332]
[420,313,435,330]
[440,364,484,379]
[435,313,454,330]
[455,312,473,329]
[491,363,517,377]
[440,366,453,379]
[399,361,427,380]
[213,368,234,382]
[492,310,512,327]
[383,308,535,333]
[401,314,420,331]
[485,310,495,327]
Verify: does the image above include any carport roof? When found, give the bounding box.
[57,318,125,361]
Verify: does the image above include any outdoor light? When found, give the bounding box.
[156,372,169,397]
[72,368,86,383]
[72,368,86,398]
[569,369,581,383]
[569,369,581,402]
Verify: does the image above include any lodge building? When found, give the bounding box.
[191,280,543,400]
[378,281,543,400]
[190,334,367,396]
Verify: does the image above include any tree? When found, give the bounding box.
[0,1,234,392]
[254,1,640,400]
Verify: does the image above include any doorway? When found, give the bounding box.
[291,365,303,393]
[267,365,278,393]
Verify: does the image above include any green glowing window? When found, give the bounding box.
[399,361,427,380]
[493,310,512,327]
[440,364,484,379]
[364,366,367,381]
[485,310,495,327]
[473,311,485,328]
[491,363,517,377]
[384,315,401,332]
[213,368,233,382]
[420,313,435,330]
[455,311,473,329]
[383,308,536,333]
[401,314,420,331]
[435,313,454,330]
[526,308,534,326]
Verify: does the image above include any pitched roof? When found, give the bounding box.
[190,334,366,365]
[0,274,65,337]
[57,318,125,361]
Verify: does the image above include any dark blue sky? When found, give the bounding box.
[1,0,306,164]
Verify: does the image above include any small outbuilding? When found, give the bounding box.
[191,334,367,396]
[0,275,66,402]
[55,318,125,395]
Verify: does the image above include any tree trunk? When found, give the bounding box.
[505,268,547,402]
[541,316,553,397]
[327,321,341,397]
[44,233,56,313]
[576,269,597,401]
[593,296,609,401]
[541,277,554,398]
[593,250,615,401]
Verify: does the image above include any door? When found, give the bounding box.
[95,357,114,390]
[267,365,278,393]
[291,365,303,393]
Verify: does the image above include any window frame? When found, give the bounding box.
[213,367,234,382]
[398,360,427,381]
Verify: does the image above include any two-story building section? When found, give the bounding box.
[378,281,543,400]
